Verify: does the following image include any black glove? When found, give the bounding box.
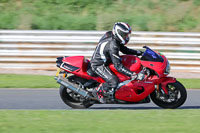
[136,50,143,56]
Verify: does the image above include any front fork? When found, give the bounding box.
[154,77,177,95]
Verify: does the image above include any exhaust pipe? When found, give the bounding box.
[55,76,91,98]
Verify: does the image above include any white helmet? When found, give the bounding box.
[112,22,132,45]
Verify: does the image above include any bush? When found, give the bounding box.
[31,15,96,30]
[193,0,200,6]
[177,15,198,31]
[0,0,200,31]
[0,12,18,29]
[0,0,10,3]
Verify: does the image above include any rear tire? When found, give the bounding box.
[59,85,93,109]
[150,81,187,109]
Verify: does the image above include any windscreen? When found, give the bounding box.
[141,47,164,62]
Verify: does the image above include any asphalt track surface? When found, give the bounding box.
[0,88,200,110]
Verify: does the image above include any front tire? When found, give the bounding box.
[59,85,93,109]
[150,81,187,109]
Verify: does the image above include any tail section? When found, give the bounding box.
[56,56,102,81]
[56,56,86,73]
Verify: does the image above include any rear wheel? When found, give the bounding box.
[150,81,187,109]
[59,85,93,109]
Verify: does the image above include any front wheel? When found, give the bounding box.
[150,81,187,109]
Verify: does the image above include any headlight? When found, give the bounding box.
[164,61,170,75]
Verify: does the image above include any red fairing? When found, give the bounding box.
[61,56,103,82]
[109,55,142,82]
[157,77,176,95]
[121,55,141,72]
[141,54,168,78]
[115,77,176,102]
[62,56,85,70]
[115,80,155,102]
[61,55,142,83]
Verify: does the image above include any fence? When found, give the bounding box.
[0,30,200,72]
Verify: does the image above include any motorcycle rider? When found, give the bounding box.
[90,22,143,103]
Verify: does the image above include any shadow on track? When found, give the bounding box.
[180,106,200,109]
[89,106,200,110]
[90,107,160,110]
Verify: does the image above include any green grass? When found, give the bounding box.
[0,110,200,133]
[1,0,200,31]
[0,74,59,88]
[178,79,200,89]
[0,74,199,89]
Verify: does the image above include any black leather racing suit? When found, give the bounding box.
[90,31,140,91]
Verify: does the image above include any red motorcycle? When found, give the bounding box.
[55,46,187,109]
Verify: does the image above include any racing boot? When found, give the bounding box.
[92,83,106,103]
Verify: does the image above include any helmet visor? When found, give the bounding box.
[124,33,130,44]
[125,33,131,41]
[118,29,131,39]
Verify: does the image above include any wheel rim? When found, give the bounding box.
[66,88,82,103]
[156,84,182,104]
[59,76,94,109]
